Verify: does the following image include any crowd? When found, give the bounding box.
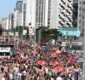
[0,37,83,80]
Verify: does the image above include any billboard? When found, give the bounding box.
[59,28,81,37]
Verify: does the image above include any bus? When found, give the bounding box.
[0,44,14,59]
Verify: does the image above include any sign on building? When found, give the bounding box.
[23,29,27,35]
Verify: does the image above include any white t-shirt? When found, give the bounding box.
[74,68,79,72]
[2,77,5,80]
[9,73,13,79]
[56,76,62,80]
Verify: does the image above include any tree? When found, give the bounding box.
[0,24,2,36]
[36,26,49,44]
[15,26,29,39]
[48,29,60,45]
[36,27,60,45]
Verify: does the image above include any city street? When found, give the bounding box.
[0,0,84,80]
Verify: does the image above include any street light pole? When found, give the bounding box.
[29,26,32,43]
[38,29,41,46]
[22,26,23,40]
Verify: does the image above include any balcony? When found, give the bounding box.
[61,12,65,16]
[59,4,65,10]
[59,21,64,27]
[66,15,72,22]
[66,9,71,14]
[61,0,66,5]
[68,0,71,3]
[59,15,65,22]
[66,23,71,27]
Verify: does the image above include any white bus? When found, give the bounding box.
[0,44,14,59]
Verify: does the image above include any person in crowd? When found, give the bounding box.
[0,38,83,80]
[56,72,63,80]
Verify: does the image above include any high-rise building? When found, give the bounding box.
[48,0,74,29]
[34,0,49,28]
[8,9,23,30]
[13,10,23,28]
[78,0,84,29]
[0,18,9,30]
[8,0,23,30]
[73,0,78,27]
[22,0,27,27]
[8,13,14,30]
[17,11,23,26]
[8,0,76,30]
[22,0,48,28]
[16,0,23,12]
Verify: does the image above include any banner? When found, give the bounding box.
[29,27,35,36]
[23,29,27,35]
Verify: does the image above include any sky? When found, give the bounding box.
[0,0,17,18]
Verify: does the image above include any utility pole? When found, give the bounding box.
[34,27,36,47]
[22,26,23,40]
[29,26,32,43]
[38,29,41,46]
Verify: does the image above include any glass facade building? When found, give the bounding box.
[16,1,23,12]
[72,0,78,27]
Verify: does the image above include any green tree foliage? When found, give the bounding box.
[15,26,29,38]
[48,29,60,39]
[0,24,2,36]
[36,26,60,44]
[15,26,23,36]
[36,26,49,42]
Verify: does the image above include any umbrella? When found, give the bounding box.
[77,58,83,63]
[13,57,21,61]
[59,61,63,65]
[51,48,57,51]
[72,55,80,60]
[69,59,76,65]
[53,66,64,72]
[42,53,47,56]
[61,55,67,59]
[37,60,47,65]
[61,70,66,75]
[51,61,59,66]
[3,59,10,62]
[28,59,33,62]
[56,50,62,54]
[51,53,57,58]
[20,58,27,61]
